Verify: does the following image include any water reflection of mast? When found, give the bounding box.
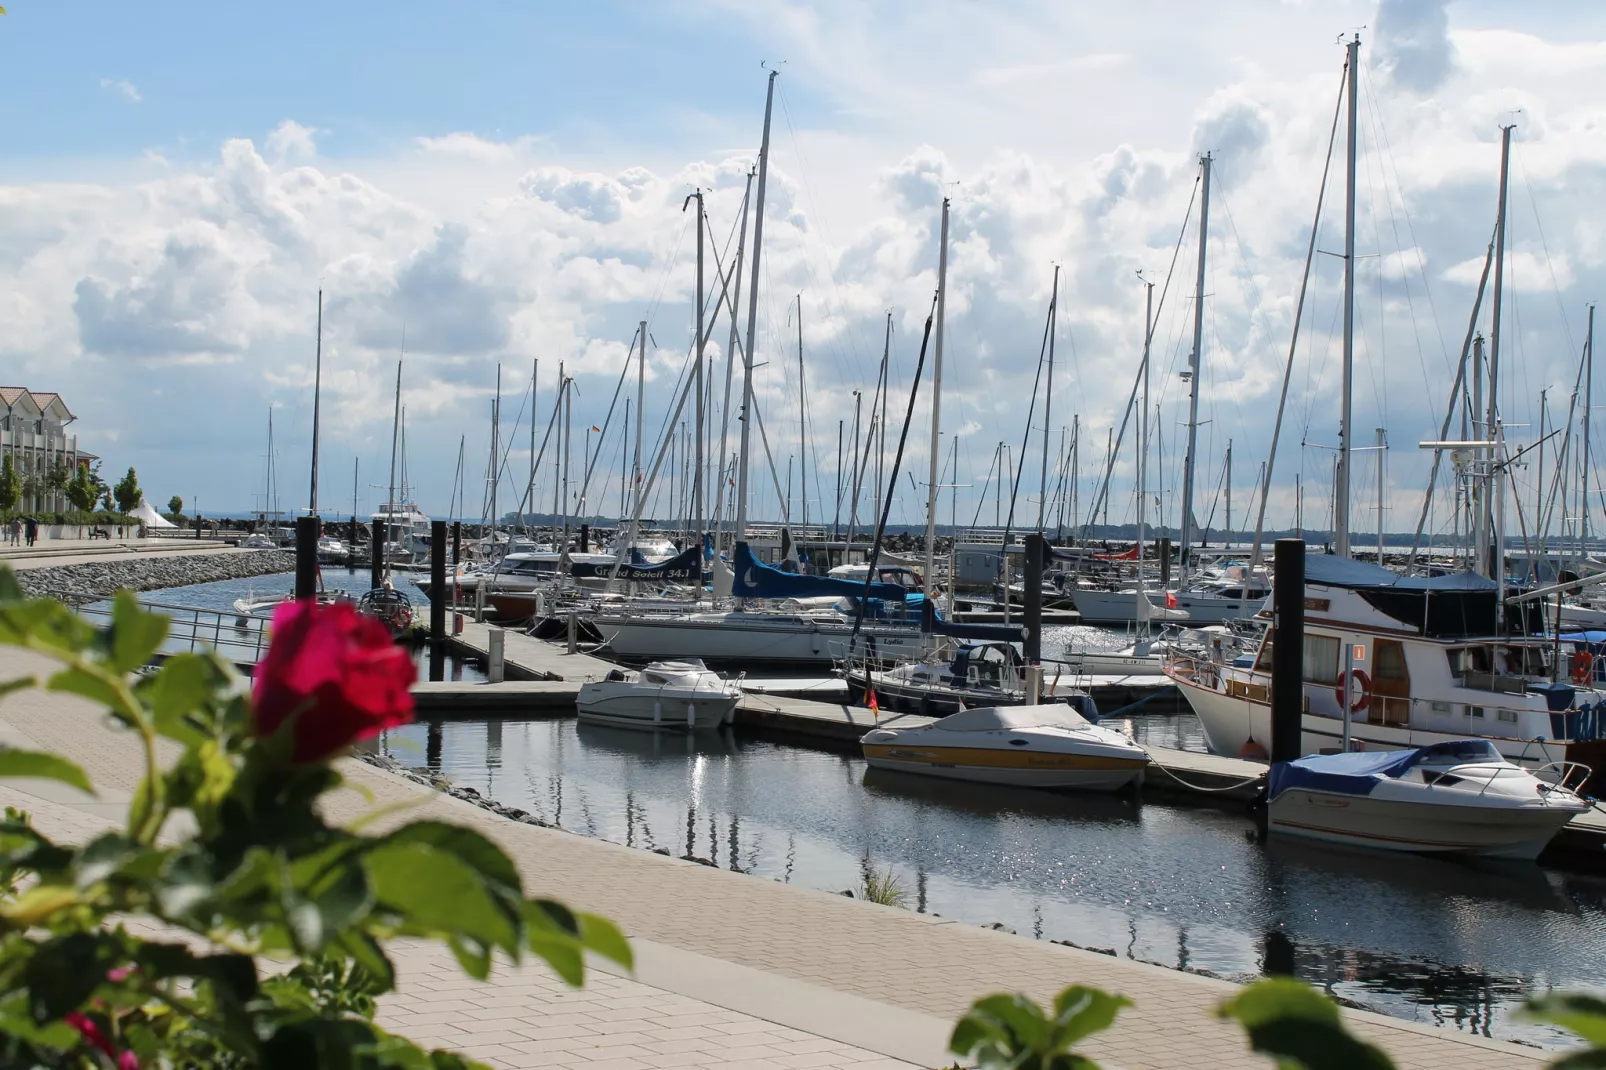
[916,869,927,914]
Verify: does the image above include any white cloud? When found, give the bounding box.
[4,5,1604,533]
[98,78,141,103]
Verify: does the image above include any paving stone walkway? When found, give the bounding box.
[0,641,1556,1069]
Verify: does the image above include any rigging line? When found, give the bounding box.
[1249,56,1346,567]
[1514,147,1580,358]
[1358,62,1445,390]
[1081,174,1200,537]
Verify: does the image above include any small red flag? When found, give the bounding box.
[866,684,880,720]
[1165,590,1178,610]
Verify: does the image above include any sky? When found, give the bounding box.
[1,0,1604,541]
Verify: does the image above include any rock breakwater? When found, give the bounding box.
[14,551,297,605]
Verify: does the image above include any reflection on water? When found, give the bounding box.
[382,716,1606,1049]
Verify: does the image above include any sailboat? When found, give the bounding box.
[1166,38,1606,778]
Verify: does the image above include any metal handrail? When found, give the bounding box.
[76,599,272,666]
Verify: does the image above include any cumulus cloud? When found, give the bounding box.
[99,78,141,103]
[266,120,319,162]
[1373,0,1457,93]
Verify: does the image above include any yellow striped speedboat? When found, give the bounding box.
[860,705,1147,792]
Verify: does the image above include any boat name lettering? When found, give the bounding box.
[1304,598,1331,612]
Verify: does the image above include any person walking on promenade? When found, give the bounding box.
[24,517,37,547]
[6,519,17,546]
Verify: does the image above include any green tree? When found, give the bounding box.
[65,463,99,514]
[0,454,18,512]
[112,466,141,514]
[167,494,184,516]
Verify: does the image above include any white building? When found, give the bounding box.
[0,388,95,512]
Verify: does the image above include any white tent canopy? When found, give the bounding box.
[129,498,176,529]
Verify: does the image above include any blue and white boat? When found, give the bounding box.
[1267,739,1589,860]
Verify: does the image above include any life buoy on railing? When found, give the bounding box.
[1335,668,1371,713]
[1571,650,1595,685]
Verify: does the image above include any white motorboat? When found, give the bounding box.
[860,704,1147,791]
[1070,577,1266,626]
[576,660,741,730]
[315,535,349,563]
[239,534,277,550]
[844,641,1098,718]
[1266,739,1589,860]
[1062,625,1245,678]
[592,608,927,669]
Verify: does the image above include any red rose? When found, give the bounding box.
[252,599,416,762]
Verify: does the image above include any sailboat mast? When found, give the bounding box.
[1225,440,1232,548]
[797,293,807,536]
[309,289,322,516]
[490,364,501,543]
[1487,121,1514,578]
[635,321,646,517]
[876,314,890,517]
[923,197,951,592]
[735,69,778,542]
[1587,304,1597,551]
[536,358,542,530]
[386,357,401,577]
[1139,280,1152,567]
[692,190,706,545]
[1037,265,1058,532]
[1181,154,1211,568]
[1335,35,1359,558]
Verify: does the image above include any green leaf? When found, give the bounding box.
[106,591,168,672]
[376,822,522,894]
[0,748,93,795]
[1522,993,1606,1047]
[337,930,397,994]
[364,842,519,957]
[45,666,124,717]
[1050,985,1131,1049]
[135,653,218,743]
[577,911,632,969]
[23,931,120,1022]
[1218,978,1395,1070]
[0,675,36,702]
[0,567,22,603]
[447,933,493,981]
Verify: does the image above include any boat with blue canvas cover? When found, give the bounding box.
[1267,739,1590,860]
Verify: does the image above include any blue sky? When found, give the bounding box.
[2,1,1604,536]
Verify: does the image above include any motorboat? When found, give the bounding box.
[576,660,741,730]
[1070,575,1267,626]
[860,704,1147,791]
[373,500,432,566]
[843,641,1098,718]
[315,536,349,563]
[239,533,277,550]
[1164,554,1606,775]
[1266,739,1590,860]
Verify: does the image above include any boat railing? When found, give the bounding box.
[76,600,272,667]
[1529,760,1593,796]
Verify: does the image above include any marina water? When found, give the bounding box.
[154,574,1606,1048]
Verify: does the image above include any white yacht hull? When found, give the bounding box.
[592,615,926,668]
[1060,651,1165,676]
[1171,672,1578,769]
[862,747,1144,790]
[1070,588,1253,626]
[1559,603,1606,629]
[1268,789,1578,860]
[575,687,736,730]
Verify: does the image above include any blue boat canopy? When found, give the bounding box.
[731,541,907,601]
[1267,739,1503,800]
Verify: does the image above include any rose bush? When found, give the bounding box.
[0,577,628,1068]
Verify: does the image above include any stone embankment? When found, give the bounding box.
[14,551,297,605]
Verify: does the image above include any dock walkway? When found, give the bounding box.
[0,641,1543,1069]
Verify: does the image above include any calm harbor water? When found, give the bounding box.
[139,573,1604,1047]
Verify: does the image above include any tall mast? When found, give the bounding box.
[922,197,951,593]
[1473,335,1488,571]
[1487,122,1514,576]
[634,321,646,517]
[1138,279,1152,568]
[308,288,322,516]
[877,313,890,516]
[735,69,778,542]
[1037,265,1058,532]
[1335,35,1360,558]
[1375,427,1385,562]
[1224,439,1232,547]
[1588,304,1597,552]
[536,358,542,530]
[1181,154,1211,567]
[692,190,706,546]
[386,357,402,577]
[562,364,571,548]
[489,363,500,543]
[797,293,807,536]
[713,170,753,547]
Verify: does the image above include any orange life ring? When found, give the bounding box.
[1335,668,1370,713]
[1572,650,1595,685]
[1239,738,1269,760]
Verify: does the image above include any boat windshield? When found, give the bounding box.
[1414,739,1503,765]
[933,705,1089,732]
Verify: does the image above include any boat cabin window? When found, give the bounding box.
[1446,644,1547,684]
[1301,635,1340,683]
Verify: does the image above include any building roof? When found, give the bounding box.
[0,389,74,423]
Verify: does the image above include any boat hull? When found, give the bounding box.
[862,743,1144,791]
[593,616,926,669]
[1268,789,1579,860]
[1061,651,1165,676]
[1070,588,1254,626]
[575,688,737,730]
